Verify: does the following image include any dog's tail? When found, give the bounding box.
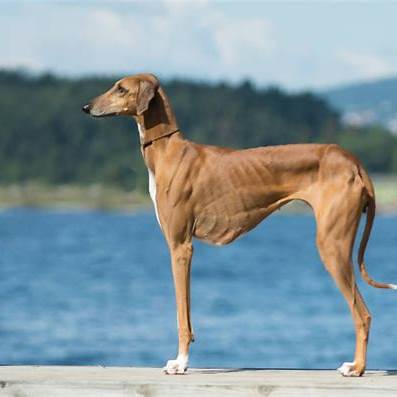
[357,167,396,289]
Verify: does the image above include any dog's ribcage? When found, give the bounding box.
[189,145,320,245]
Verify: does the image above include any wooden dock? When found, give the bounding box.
[0,366,396,396]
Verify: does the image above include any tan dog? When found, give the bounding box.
[82,73,396,377]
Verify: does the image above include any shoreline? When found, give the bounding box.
[0,183,151,212]
[0,181,396,214]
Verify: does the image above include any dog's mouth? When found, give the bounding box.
[82,102,122,118]
[90,111,118,118]
[82,105,118,118]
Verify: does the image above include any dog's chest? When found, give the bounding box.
[148,170,161,227]
[139,123,162,228]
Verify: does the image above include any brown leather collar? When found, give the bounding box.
[141,128,180,150]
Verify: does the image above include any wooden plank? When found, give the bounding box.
[0,366,396,396]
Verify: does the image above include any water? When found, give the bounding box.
[0,209,396,370]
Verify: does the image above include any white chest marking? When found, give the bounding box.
[137,122,144,140]
[148,169,161,228]
[138,122,161,228]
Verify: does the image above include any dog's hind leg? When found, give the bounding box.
[163,240,194,375]
[314,187,371,377]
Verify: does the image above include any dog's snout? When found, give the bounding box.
[82,104,91,114]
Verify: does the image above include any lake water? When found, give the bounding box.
[0,209,396,370]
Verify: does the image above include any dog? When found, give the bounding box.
[82,73,396,377]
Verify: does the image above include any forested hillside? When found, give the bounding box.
[323,76,397,133]
[0,70,396,192]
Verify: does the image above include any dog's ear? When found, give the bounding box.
[136,79,157,115]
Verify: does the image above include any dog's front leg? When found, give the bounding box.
[163,240,194,375]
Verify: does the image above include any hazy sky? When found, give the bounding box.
[1,1,396,90]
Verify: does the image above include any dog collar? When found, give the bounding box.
[141,128,180,150]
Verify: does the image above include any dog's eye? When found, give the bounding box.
[117,86,127,95]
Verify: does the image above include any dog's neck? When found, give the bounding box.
[135,87,181,172]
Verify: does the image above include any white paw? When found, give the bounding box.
[337,361,361,377]
[163,355,188,375]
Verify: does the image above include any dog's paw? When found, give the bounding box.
[337,361,363,377]
[163,355,188,375]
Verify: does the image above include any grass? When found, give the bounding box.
[0,175,396,213]
[371,175,397,212]
[0,183,150,211]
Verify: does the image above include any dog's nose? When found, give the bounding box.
[82,104,91,114]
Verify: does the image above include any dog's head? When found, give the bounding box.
[82,73,159,117]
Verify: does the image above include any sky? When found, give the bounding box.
[1,1,397,91]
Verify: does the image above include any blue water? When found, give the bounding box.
[0,209,396,370]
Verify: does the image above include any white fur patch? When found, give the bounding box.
[137,122,145,140]
[148,169,161,228]
[139,122,161,229]
[337,361,360,377]
[163,354,189,375]
[389,284,397,290]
